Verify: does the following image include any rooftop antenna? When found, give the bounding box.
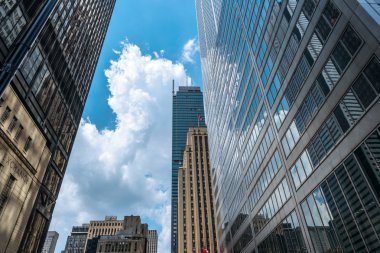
[172,79,175,96]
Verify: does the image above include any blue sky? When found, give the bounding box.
[50,1,202,252]
[84,0,202,129]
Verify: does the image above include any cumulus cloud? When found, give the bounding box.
[181,38,199,64]
[51,42,190,252]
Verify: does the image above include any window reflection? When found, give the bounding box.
[258,210,307,253]
[302,129,380,252]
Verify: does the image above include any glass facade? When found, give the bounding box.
[0,0,115,252]
[196,0,380,252]
[172,86,206,252]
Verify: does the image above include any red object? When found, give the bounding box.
[202,246,209,253]
[197,114,203,121]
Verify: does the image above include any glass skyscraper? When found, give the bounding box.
[196,0,380,252]
[172,86,206,252]
[0,0,115,252]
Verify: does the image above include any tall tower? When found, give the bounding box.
[197,0,380,252]
[172,86,205,252]
[63,224,89,253]
[0,0,115,252]
[178,128,217,253]
[147,230,158,253]
[42,231,59,253]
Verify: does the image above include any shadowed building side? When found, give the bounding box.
[0,0,116,252]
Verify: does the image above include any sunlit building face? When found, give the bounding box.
[196,0,380,252]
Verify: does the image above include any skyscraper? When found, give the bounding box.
[63,224,89,253]
[147,230,158,253]
[197,0,380,252]
[178,127,217,253]
[42,231,59,253]
[0,0,115,252]
[172,86,206,252]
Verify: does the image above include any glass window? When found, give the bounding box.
[0,6,26,47]
[43,167,61,196]
[47,93,67,133]
[352,74,377,109]
[323,1,340,26]
[331,42,351,74]
[315,15,331,42]
[364,57,380,93]
[296,159,307,184]
[333,106,350,133]
[35,76,57,113]
[300,152,313,176]
[21,46,43,84]
[291,166,301,188]
[31,64,50,95]
[341,25,362,55]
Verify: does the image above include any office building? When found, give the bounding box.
[42,231,59,253]
[197,0,380,252]
[172,86,206,252]
[63,224,89,253]
[178,128,218,253]
[87,216,124,241]
[0,0,115,252]
[147,230,158,253]
[96,216,148,253]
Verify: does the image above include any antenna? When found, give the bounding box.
[172,79,175,96]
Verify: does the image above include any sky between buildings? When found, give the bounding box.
[49,0,202,252]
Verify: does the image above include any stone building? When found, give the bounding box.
[178,128,218,253]
[42,231,59,253]
[95,216,148,253]
[0,0,115,251]
[147,230,158,253]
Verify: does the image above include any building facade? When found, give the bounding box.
[178,128,218,253]
[197,0,380,252]
[95,216,148,253]
[87,216,124,242]
[64,224,89,253]
[42,231,59,253]
[172,86,206,252]
[147,230,158,253]
[0,0,115,252]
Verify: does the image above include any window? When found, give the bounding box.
[14,125,23,142]
[364,57,380,93]
[0,106,11,123]
[0,0,17,18]
[0,175,16,213]
[21,46,43,84]
[301,141,380,252]
[0,6,26,47]
[352,74,377,109]
[7,116,17,133]
[24,136,32,152]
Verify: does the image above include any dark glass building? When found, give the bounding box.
[64,224,89,253]
[196,0,380,252]
[0,0,115,252]
[172,86,206,252]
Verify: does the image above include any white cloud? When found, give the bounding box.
[51,42,190,252]
[181,38,199,64]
